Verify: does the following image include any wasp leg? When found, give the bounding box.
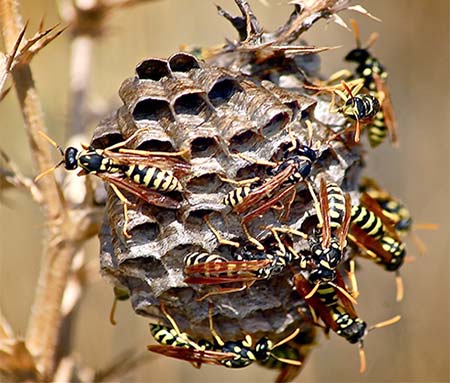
[204,215,240,248]
[217,174,260,186]
[109,183,133,238]
[242,223,264,250]
[231,152,278,167]
[196,281,255,302]
[345,259,360,299]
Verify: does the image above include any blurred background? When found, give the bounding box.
[0,0,448,381]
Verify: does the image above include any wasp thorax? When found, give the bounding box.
[78,152,106,173]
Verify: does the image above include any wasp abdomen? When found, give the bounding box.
[351,205,384,239]
[125,164,182,192]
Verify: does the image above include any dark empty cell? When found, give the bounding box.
[261,112,289,137]
[132,98,173,121]
[186,173,219,193]
[136,139,175,153]
[190,137,217,157]
[208,78,241,107]
[135,59,170,81]
[168,53,200,72]
[130,222,160,241]
[173,93,207,115]
[229,129,258,151]
[235,164,266,180]
[285,101,300,117]
[123,257,167,278]
[91,133,123,149]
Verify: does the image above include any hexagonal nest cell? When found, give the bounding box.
[96,0,365,350]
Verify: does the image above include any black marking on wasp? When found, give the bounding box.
[344,19,398,147]
[147,304,302,369]
[261,326,317,383]
[301,178,353,302]
[36,130,191,237]
[294,272,400,373]
[349,192,407,301]
[304,79,381,145]
[359,177,412,236]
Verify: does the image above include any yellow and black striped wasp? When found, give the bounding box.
[183,229,300,300]
[304,79,381,144]
[148,304,302,369]
[349,190,407,301]
[337,20,398,147]
[301,178,354,302]
[36,130,191,236]
[218,122,319,249]
[294,271,400,373]
[262,326,317,383]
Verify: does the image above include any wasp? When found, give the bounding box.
[294,272,400,373]
[343,19,398,147]
[36,130,191,237]
[304,79,381,144]
[148,304,302,369]
[349,191,407,301]
[359,177,412,235]
[261,326,316,383]
[183,250,272,300]
[301,179,353,301]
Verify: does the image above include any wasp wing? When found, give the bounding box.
[102,149,191,179]
[99,173,182,209]
[234,163,296,215]
[147,345,236,366]
[373,72,398,146]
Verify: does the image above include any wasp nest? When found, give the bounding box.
[98,1,363,341]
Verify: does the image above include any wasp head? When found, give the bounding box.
[345,48,370,64]
[64,147,79,170]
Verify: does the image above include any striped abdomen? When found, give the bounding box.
[223,182,259,207]
[351,205,384,240]
[367,110,387,147]
[327,183,346,229]
[124,164,182,192]
[150,324,195,349]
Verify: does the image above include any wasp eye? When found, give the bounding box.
[64,147,78,170]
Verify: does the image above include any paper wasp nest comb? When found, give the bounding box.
[97,1,363,340]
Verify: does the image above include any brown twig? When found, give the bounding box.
[0,0,78,380]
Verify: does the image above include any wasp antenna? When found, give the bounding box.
[109,297,118,326]
[366,32,379,49]
[34,159,64,182]
[349,19,362,48]
[271,328,300,349]
[412,223,439,231]
[271,353,303,366]
[358,344,367,374]
[38,130,64,156]
[304,283,320,300]
[395,272,404,302]
[368,315,401,332]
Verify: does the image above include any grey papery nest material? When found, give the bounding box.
[96,0,364,341]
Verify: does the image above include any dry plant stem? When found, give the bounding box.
[0,0,78,379]
[68,35,93,136]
